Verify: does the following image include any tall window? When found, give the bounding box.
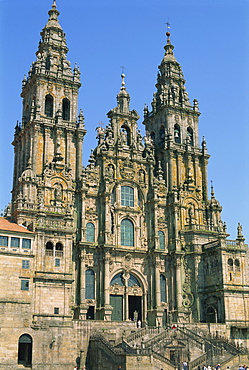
[62,98,70,120]
[121,186,134,207]
[11,237,20,248]
[45,94,53,117]
[121,219,134,247]
[158,230,165,250]
[160,274,166,303]
[0,235,8,246]
[22,239,31,249]
[85,269,95,299]
[86,223,95,242]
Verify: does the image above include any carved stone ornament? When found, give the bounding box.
[120,158,135,179]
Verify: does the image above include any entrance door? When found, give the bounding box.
[128,296,142,321]
[110,295,123,321]
[18,334,32,367]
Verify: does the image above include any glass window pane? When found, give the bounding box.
[121,219,134,247]
[0,235,8,246]
[55,258,60,267]
[86,223,95,242]
[21,280,29,291]
[158,231,165,250]
[11,237,20,248]
[160,275,166,302]
[85,269,95,299]
[22,260,30,269]
[121,186,134,207]
[110,273,124,286]
[22,239,31,249]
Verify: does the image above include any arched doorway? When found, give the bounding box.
[18,334,32,367]
[206,306,217,323]
[109,272,143,322]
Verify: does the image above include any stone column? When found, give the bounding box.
[104,252,110,306]
[80,251,86,303]
[155,259,161,308]
[175,256,182,310]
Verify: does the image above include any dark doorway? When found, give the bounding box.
[128,296,142,321]
[206,307,216,323]
[110,295,123,321]
[87,306,94,320]
[18,334,32,367]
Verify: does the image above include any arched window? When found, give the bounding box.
[128,274,140,287]
[158,230,165,250]
[120,125,130,146]
[160,275,166,303]
[45,241,53,256]
[228,258,233,271]
[86,223,95,242]
[121,186,134,207]
[62,98,70,120]
[85,269,95,299]
[174,124,181,143]
[187,127,194,145]
[121,219,134,247]
[151,132,155,144]
[110,273,124,286]
[55,242,63,257]
[45,94,53,117]
[235,259,240,271]
[159,126,165,145]
[18,334,32,367]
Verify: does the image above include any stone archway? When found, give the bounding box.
[18,334,32,367]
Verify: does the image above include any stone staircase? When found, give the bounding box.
[86,325,248,370]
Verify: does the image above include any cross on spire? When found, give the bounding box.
[120,65,126,74]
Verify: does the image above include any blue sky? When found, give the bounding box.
[0,0,248,241]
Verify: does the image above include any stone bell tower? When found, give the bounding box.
[143,30,227,322]
[11,0,86,226]
[10,1,86,319]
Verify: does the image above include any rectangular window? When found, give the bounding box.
[22,260,30,269]
[22,239,31,249]
[0,235,8,246]
[55,258,60,267]
[21,280,29,291]
[54,307,59,314]
[11,237,20,248]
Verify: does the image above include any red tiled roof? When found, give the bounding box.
[0,217,33,234]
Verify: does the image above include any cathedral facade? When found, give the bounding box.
[1,2,249,370]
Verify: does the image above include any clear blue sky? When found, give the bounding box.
[0,0,248,241]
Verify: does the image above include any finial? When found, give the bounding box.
[120,67,126,90]
[211,181,215,198]
[52,0,57,8]
[165,21,171,41]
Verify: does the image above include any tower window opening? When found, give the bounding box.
[62,98,70,120]
[86,222,95,243]
[121,218,134,247]
[45,94,53,117]
[55,242,63,257]
[174,124,181,144]
[45,241,53,256]
[187,127,194,146]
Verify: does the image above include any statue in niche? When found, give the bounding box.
[54,183,62,200]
